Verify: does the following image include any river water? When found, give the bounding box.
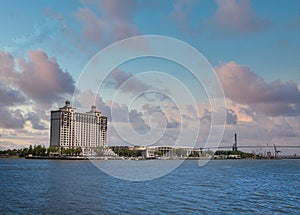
[0,158,299,214]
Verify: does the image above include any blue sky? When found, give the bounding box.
[0,0,299,153]
[1,0,298,81]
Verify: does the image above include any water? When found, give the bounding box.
[0,159,299,214]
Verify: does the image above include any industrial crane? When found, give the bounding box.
[273,144,281,158]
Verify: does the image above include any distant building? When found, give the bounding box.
[50,101,107,155]
[228,154,241,159]
[118,146,201,159]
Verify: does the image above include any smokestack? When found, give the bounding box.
[232,133,238,151]
[235,133,237,146]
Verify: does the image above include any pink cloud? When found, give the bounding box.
[209,0,270,34]
[0,49,75,130]
[96,0,137,19]
[215,61,300,116]
[2,49,75,105]
[13,50,74,104]
[76,0,139,45]
[75,8,104,43]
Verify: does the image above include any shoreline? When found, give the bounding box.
[1,156,299,160]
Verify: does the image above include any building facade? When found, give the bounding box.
[50,101,107,155]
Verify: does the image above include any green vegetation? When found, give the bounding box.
[0,148,22,157]
[154,150,163,157]
[0,145,47,157]
[60,147,82,156]
[188,151,200,157]
[0,146,263,159]
[214,150,256,159]
[47,146,60,155]
[111,147,142,157]
[0,145,82,158]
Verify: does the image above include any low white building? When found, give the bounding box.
[133,146,200,159]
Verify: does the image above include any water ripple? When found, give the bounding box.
[0,159,299,214]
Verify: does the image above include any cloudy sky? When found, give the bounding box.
[0,0,299,154]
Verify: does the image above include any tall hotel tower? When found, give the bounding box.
[50,101,108,155]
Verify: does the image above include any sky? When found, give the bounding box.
[0,0,299,154]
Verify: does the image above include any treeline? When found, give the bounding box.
[214,150,256,158]
[0,145,82,157]
[111,147,142,157]
[0,145,46,157]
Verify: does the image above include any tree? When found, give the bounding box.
[75,147,82,156]
[154,150,163,157]
[47,146,59,155]
[20,148,29,157]
[32,145,46,156]
[189,151,200,157]
[28,145,33,154]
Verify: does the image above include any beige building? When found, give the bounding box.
[50,101,107,155]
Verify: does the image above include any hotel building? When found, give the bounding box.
[50,101,108,155]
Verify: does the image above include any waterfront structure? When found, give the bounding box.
[113,145,202,159]
[50,101,107,155]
